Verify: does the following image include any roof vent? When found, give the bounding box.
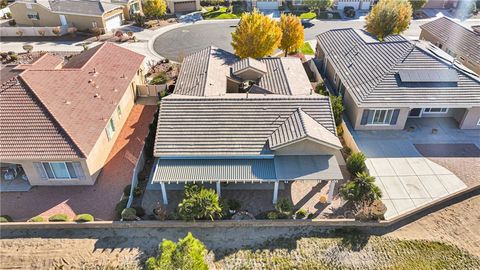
[94,93,101,98]
[64,100,71,105]
[113,88,118,92]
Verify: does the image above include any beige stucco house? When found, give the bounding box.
[8,0,142,33]
[420,17,480,76]
[150,47,344,206]
[166,0,201,13]
[0,42,145,187]
[316,28,480,131]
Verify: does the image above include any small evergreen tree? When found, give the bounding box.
[143,0,167,19]
[146,232,209,270]
[408,0,427,11]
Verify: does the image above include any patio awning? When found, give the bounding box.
[152,158,277,183]
[151,155,342,183]
[274,155,343,181]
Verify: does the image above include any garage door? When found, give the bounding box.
[174,1,196,13]
[256,0,279,10]
[105,14,122,32]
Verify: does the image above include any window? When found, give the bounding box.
[27,12,39,20]
[477,118,480,126]
[116,105,122,118]
[91,22,97,28]
[26,3,33,9]
[369,109,394,125]
[105,118,116,141]
[423,108,448,113]
[42,162,77,179]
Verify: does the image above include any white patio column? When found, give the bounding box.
[216,181,221,197]
[327,180,336,204]
[160,182,168,205]
[272,181,279,204]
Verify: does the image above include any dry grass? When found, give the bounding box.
[215,234,480,270]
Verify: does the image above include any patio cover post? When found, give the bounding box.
[273,180,279,204]
[160,182,168,205]
[216,181,221,197]
[327,180,336,203]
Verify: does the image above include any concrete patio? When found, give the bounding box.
[349,117,477,220]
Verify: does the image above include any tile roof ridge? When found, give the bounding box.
[16,75,86,157]
[278,58,293,95]
[78,42,109,69]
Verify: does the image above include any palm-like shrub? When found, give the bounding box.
[340,172,382,205]
[146,232,208,270]
[346,152,367,176]
[178,184,222,221]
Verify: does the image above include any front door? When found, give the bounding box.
[408,108,422,118]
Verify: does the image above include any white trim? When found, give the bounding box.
[216,181,221,197]
[160,182,168,205]
[272,181,279,204]
[367,109,394,125]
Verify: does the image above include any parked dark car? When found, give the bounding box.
[344,6,356,18]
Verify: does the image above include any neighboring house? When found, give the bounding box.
[151,46,344,205]
[0,42,145,186]
[420,17,480,76]
[166,0,201,14]
[423,0,458,9]
[249,0,373,10]
[315,28,480,131]
[8,0,142,32]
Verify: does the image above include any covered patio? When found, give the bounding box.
[0,163,31,192]
[142,155,346,218]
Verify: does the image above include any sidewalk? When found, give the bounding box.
[0,104,157,221]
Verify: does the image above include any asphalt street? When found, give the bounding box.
[152,19,477,61]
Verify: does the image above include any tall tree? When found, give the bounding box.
[279,14,304,56]
[365,0,412,41]
[143,0,167,19]
[231,9,282,58]
[304,0,333,12]
[408,0,427,10]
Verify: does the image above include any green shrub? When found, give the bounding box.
[330,95,344,126]
[267,211,278,220]
[346,152,367,176]
[123,184,142,197]
[134,206,146,217]
[28,216,44,222]
[150,71,169,85]
[336,125,344,137]
[121,208,137,221]
[315,82,329,96]
[48,214,69,222]
[115,198,129,219]
[0,215,13,222]
[275,198,293,214]
[340,172,382,207]
[146,232,208,270]
[74,214,94,222]
[295,209,308,219]
[342,146,352,157]
[178,184,222,221]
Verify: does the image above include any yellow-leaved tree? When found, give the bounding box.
[231,9,282,58]
[279,14,304,56]
[365,0,412,41]
[143,0,167,19]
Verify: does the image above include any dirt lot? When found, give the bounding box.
[1,192,478,269]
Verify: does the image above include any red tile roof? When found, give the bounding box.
[0,78,82,159]
[0,42,145,159]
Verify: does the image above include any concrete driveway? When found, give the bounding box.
[350,118,478,220]
[367,158,466,219]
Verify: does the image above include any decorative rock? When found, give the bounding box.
[231,211,255,220]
